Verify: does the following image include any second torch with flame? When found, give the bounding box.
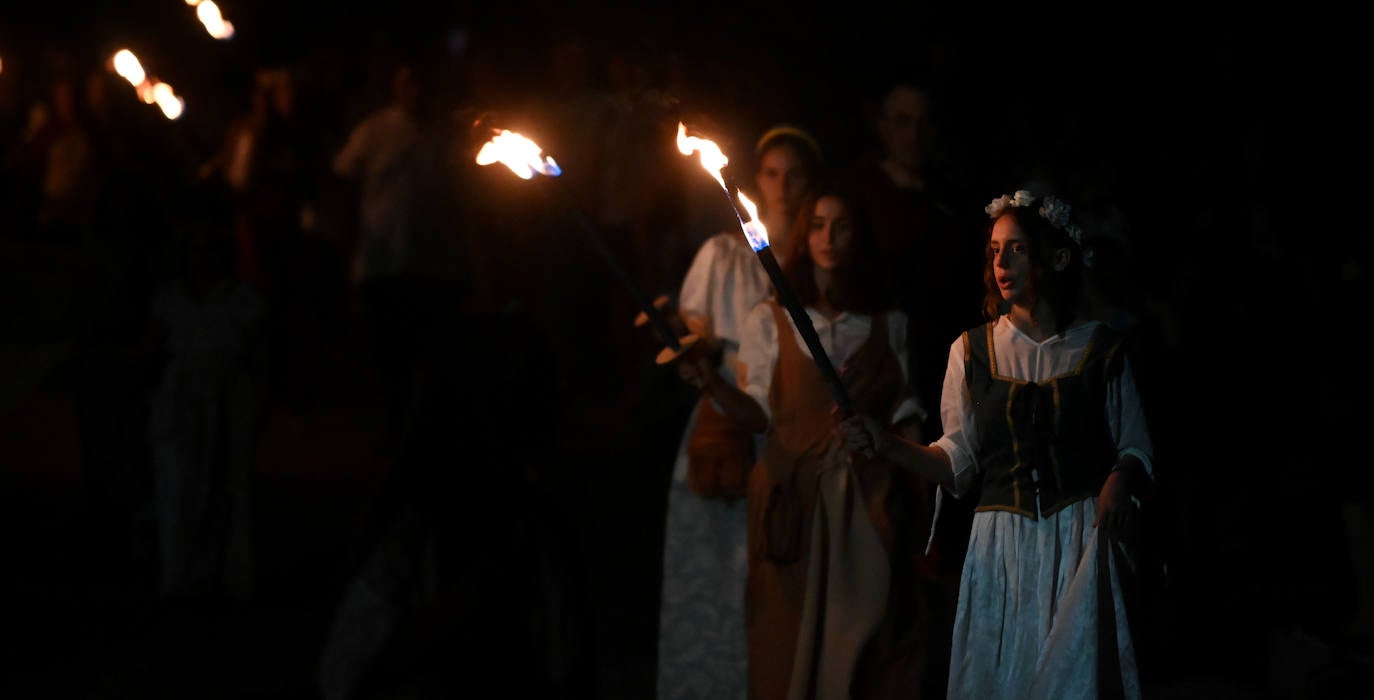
[475,125,695,364]
[675,123,855,418]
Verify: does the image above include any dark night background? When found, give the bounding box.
[0,2,1365,698]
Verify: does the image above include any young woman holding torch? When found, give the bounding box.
[654,124,823,700]
[834,190,1155,699]
[678,183,941,700]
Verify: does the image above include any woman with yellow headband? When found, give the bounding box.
[655,123,823,700]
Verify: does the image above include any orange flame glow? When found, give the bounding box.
[112,49,146,86]
[676,122,769,251]
[195,1,235,40]
[474,129,562,179]
[109,50,184,120]
[184,0,234,39]
[675,122,729,191]
[153,82,184,120]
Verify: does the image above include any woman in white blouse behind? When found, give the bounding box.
[836,189,1155,699]
[654,124,823,700]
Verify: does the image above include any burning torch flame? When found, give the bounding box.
[153,82,184,120]
[110,49,184,120]
[676,122,769,252]
[185,0,235,40]
[736,191,769,252]
[113,49,146,86]
[675,122,729,190]
[474,129,562,179]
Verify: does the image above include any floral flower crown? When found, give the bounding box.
[984,189,1094,267]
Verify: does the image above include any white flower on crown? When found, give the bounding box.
[985,190,1043,220]
[984,190,1095,268]
[1039,196,1072,229]
[1064,222,1084,247]
[985,194,1015,219]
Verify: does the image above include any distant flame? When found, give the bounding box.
[185,0,234,39]
[475,129,562,179]
[109,50,184,120]
[112,49,146,86]
[195,1,235,40]
[153,82,184,120]
[676,122,769,251]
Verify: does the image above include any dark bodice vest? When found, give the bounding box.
[963,320,1125,519]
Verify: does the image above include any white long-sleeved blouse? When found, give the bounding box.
[736,300,927,430]
[932,315,1154,499]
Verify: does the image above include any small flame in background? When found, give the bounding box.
[474,129,562,179]
[675,122,769,251]
[111,49,184,120]
[185,0,235,40]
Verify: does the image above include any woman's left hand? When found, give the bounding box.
[1094,469,1137,537]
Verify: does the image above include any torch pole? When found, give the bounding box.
[752,244,854,418]
[543,179,684,354]
[717,179,853,417]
